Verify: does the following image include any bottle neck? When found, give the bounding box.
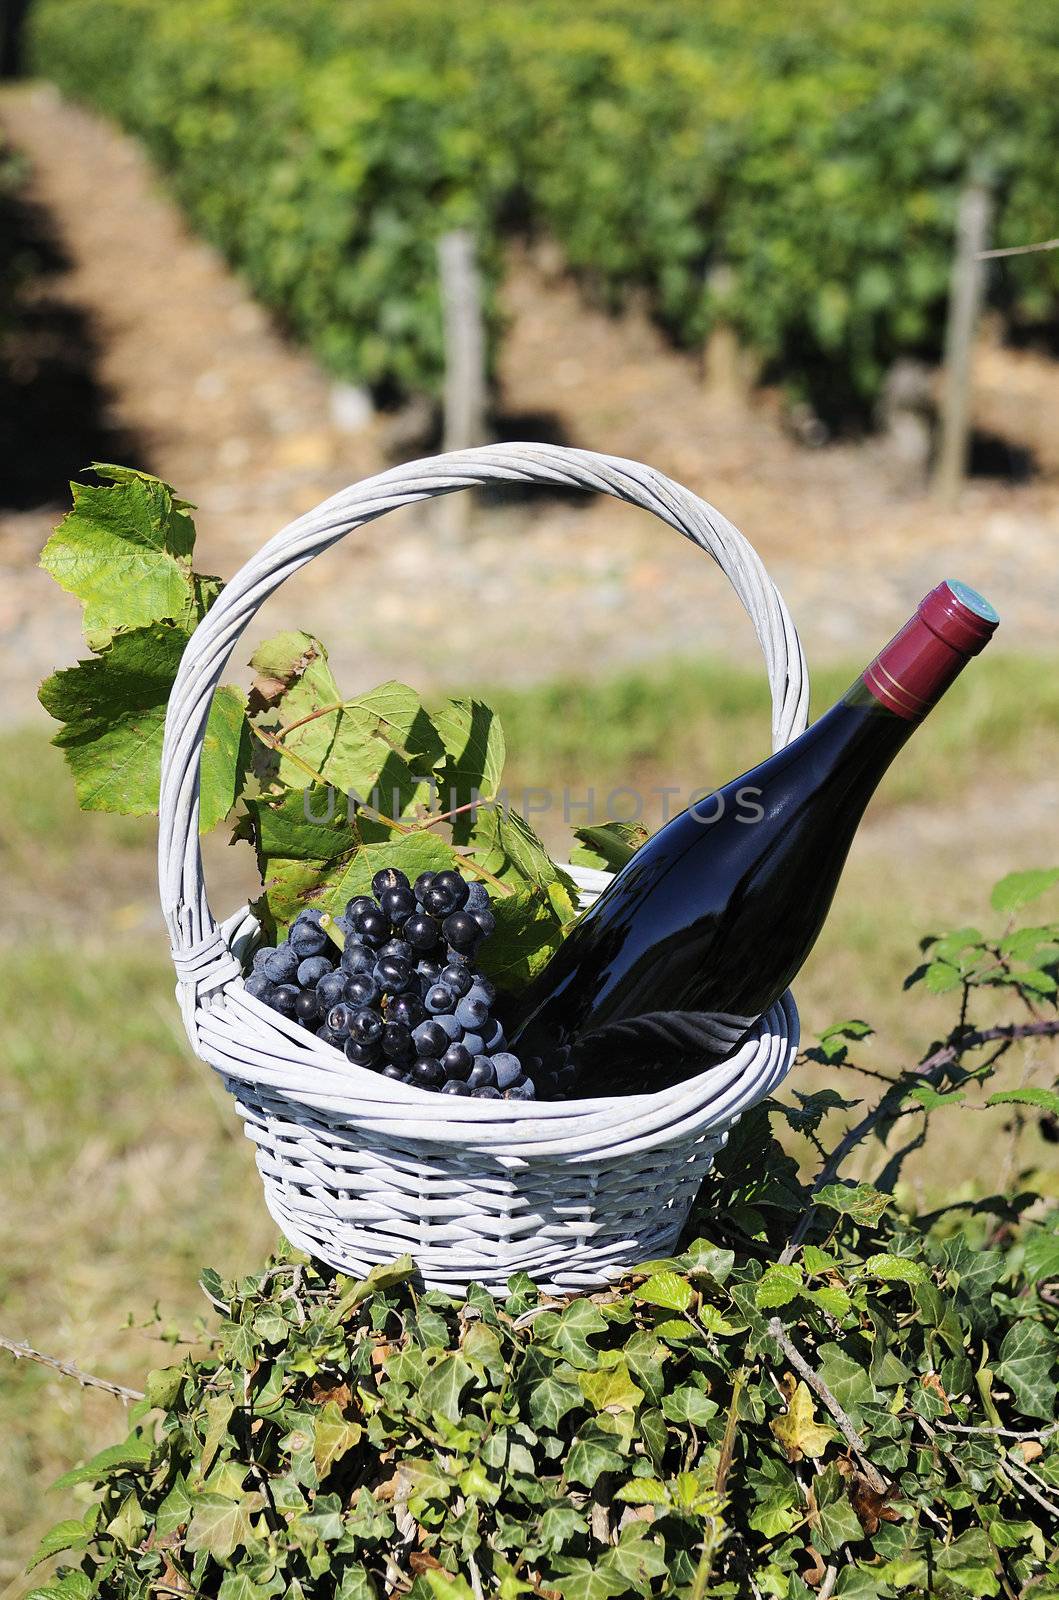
[859,581,997,721]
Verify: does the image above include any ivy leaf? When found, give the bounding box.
[185,1490,261,1559]
[313,1400,362,1479]
[996,1319,1056,1420]
[420,1353,477,1424]
[199,1393,235,1477]
[40,468,196,646]
[991,868,1059,915]
[564,1429,625,1489]
[770,1381,833,1461]
[577,1359,644,1415]
[39,626,249,829]
[534,1301,609,1368]
[526,1373,584,1433]
[1022,1227,1059,1285]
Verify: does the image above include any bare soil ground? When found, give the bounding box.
[2,81,1058,733]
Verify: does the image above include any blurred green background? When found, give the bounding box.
[1,0,1058,1586]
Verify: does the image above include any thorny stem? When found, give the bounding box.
[781,1019,1059,1264]
[0,1334,143,1402]
[767,1318,888,1495]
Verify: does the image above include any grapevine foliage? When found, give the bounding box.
[29,0,1059,420]
[38,467,583,987]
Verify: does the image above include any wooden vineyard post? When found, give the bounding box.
[933,181,993,509]
[437,229,489,538]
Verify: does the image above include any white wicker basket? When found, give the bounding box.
[158,444,810,1295]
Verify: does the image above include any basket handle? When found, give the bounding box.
[158,443,810,968]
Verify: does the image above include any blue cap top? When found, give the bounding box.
[945,580,999,625]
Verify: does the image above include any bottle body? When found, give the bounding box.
[508,581,999,1095]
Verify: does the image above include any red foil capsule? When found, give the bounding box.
[863,580,999,720]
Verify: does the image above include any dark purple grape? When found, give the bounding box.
[467,979,496,1006]
[411,1056,445,1087]
[267,984,300,1018]
[482,1020,505,1051]
[432,869,469,910]
[341,942,374,975]
[354,907,390,947]
[382,1022,414,1062]
[375,957,414,994]
[490,1052,523,1089]
[350,1008,384,1044]
[504,1078,536,1101]
[425,983,456,1015]
[413,872,437,903]
[344,895,373,919]
[444,947,474,968]
[416,958,443,987]
[461,1031,485,1057]
[381,1063,409,1082]
[345,974,380,1009]
[443,911,481,953]
[423,884,457,918]
[456,995,490,1032]
[441,1079,472,1096]
[442,1042,472,1080]
[464,881,490,912]
[472,1086,502,1099]
[316,1025,342,1049]
[345,1037,383,1068]
[290,919,329,958]
[412,1019,449,1058]
[327,1004,355,1037]
[381,885,416,926]
[379,938,414,963]
[441,963,473,997]
[406,913,440,952]
[252,946,274,972]
[470,907,496,937]
[263,946,299,984]
[244,971,274,1001]
[316,970,349,1009]
[389,994,427,1029]
[434,1014,462,1041]
[372,867,409,897]
[467,1057,497,1089]
[297,955,333,988]
[295,989,322,1025]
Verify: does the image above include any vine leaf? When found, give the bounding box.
[40,466,197,647]
[569,821,648,872]
[40,626,251,831]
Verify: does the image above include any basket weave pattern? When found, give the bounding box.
[158,445,809,1294]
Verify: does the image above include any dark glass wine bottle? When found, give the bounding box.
[508,581,999,1096]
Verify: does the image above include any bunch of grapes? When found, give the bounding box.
[243,869,537,1100]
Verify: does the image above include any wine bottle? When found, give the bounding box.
[508,581,999,1095]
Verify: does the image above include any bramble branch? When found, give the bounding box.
[767,1317,888,1495]
[0,1333,144,1402]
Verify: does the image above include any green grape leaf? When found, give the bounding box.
[39,625,249,830]
[40,467,197,646]
[433,695,507,814]
[569,820,648,872]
